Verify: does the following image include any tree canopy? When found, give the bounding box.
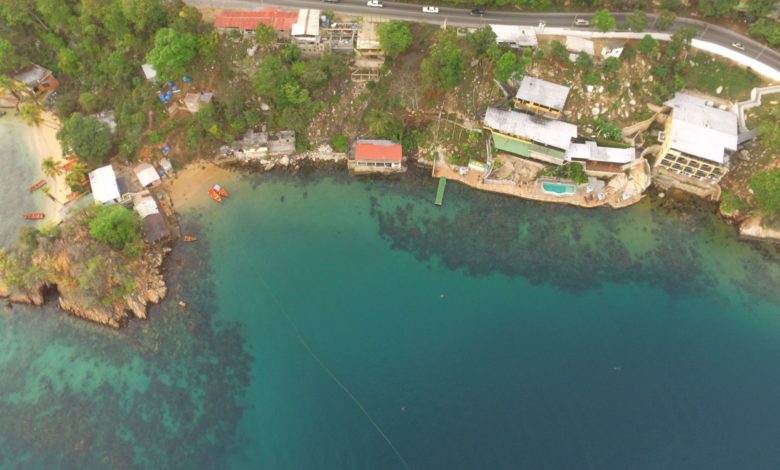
[376,21,413,60]
[57,113,112,165]
[421,30,465,91]
[146,27,198,81]
[751,169,780,215]
[592,9,616,32]
[88,205,141,251]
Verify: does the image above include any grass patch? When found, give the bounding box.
[720,191,750,214]
[682,54,762,101]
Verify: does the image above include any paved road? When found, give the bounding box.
[188,0,780,72]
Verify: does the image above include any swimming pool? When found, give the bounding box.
[542,181,576,196]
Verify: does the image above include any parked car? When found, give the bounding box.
[422,6,439,13]
[732,42,746,51]
[367,0,383,7]
[470,8,486,16]
[574,18,590,26]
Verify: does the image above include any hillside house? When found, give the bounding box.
[133,194,170,244]
[656,93,738,183]
[514,76,570,119]
[3,65,59,105]
[490,25,538,49]
[88,165,122,204]
[213,9,298,37]
[349,139,405,174]
[183,92,213,113]
[134,162,161,188]
[483,107,577,166]
[565,141,638,175]
[291,9,321,44]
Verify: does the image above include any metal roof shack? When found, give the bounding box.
[88,165,121,204]
[141,63,157,82]
[213,9,298,33]
[12,64,58,95]
[489,25,538,48]
[355,140,403,162]
[565,141,636,165]
[183,92,213,113]
[663,93,738,165]
[142,213,170,244]
[291,9,320,42]
[134,163,161,188]
[515,76,570,115]
[483,107,577,151]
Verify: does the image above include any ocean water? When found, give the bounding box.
[2,164,780,469]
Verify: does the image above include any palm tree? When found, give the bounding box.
[19,99,43,127]
[65,162,88,193]
[0,75,28,110]
[41,157,63,179]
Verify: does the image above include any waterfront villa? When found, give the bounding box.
[349,139,405,174]
[483,107,577,166]
[656,93,738,183]
[513,76,570,119]
[565,141,638,175]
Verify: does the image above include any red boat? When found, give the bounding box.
[29,180,46,192]
[23,212,45,220]
[208,188,223,203]
[213,184,229,198]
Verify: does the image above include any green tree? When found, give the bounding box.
[78,92,100,113]
[0,38,22,74]
[593,9,616,32]
[665,26,697,59]
[757,107,780,149]
[627,10,647,32]
[697,0,738,18]
[88,205,141,251]
[550,40,569,63]
[366,109,403,140]
[19,100,43,126]
[602,56,622,74]
[281,43,301,63]
[466,26,497,58]
[575,51,592,73]
[330,134,348,152]
[65,162,89,193]
[655,10,676,31]
[145,27,198,81]
[638,35,658,55]
[253,56,287,102]
[376,21,413,60]
[255,22,276,49]
[0,75,27,108]
[421,30,464,90]
[41,157,62,179]
[494,51,518,83]
[751,169,780,215]
[750,19,780,48]
[57,113,112,165]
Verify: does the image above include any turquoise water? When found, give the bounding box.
[542,181,576,195]
[3,165,780,468]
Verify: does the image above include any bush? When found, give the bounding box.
[542,162,588,184]
[330,134,348,153]
[750,169,780,215]
[88,205,141,251]
[376,21,413,59]
[750,19,780,48]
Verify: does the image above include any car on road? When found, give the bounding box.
[422,6,439,13]
[367,0,383,7]
[470,8,486,16]
[732,42,746,51]
[574,18,590,26]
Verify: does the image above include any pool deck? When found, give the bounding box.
[432,159,650,209]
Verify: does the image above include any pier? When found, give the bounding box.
[435,177,446,206]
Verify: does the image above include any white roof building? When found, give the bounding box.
[483,107,577,151]
[566,141,636,165]
[664,93,738,165]
[134,162,161,188]
[133,195,160,219]
[515,76,571,114]
[489,25,538,48]
[88,165,121,204]
[141,63,157,82]
[291,9,320,43]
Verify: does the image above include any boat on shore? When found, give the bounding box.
[183,236,198,242]
[29,180,46,192]
[208,187,223,203]
[213,184,229,198]
[23,212,45,220]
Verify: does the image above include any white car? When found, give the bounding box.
[574,18,590,26]
[732,42,746,51]
[422,6,439,13]
[367,0,383,7]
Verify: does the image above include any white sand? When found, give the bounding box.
[17,112,67,223]
[166,161,234,210]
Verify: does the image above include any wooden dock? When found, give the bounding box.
[435,176,446,206]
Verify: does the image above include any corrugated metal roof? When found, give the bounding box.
[489,25,538,48]
[214,9,298,32]
[134,163,160,188]
[664,92,738,164]
[566,141,636,164]
[515,76,570,112]
[355,139,403,161]
[292,9,320,37]
[88,165,120,204]
[484,107,577,151]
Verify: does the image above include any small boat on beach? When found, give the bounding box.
[29,180,46,192]
[23,212,45,220]
[208,187,223,203]
[213,184,229,198]
[183,236,198,242]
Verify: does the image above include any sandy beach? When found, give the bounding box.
[166,161,236,210]
[17,111,67,223]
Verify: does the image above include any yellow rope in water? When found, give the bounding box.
[254,274,412,470]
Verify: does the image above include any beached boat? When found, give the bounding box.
[208,188,223,203]
[213,184,229,198]
[29,179,46,192]
[183,236,198,242]
[23,212,45,220]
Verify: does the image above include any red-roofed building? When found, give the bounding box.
[350,139,405,174]
[214,9,298,35]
